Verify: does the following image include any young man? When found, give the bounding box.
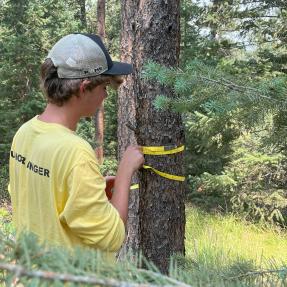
[9,33,144,254]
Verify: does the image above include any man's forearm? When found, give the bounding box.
[110,165,133,225]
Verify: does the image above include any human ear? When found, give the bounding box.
[79,80,91,94]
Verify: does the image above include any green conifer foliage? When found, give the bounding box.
[143,58,287,224]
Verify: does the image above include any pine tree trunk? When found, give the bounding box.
[97,0,106,38]
[94,0,106,165]
[118,0,185,273]
[78,0,87,29]
[117,0,140,258]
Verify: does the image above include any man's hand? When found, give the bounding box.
[110,146,144,225]
[118,146,144,174]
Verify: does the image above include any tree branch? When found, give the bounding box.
[137,268,192,287]
[0,263,193,287]
[198,76,285,103]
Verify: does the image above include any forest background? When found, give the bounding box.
[0,0,287,286]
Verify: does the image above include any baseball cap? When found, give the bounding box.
[47,33,133,79]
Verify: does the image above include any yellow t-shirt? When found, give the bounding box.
[9,116,125,253]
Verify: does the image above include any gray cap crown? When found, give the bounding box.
[47,33,132,79]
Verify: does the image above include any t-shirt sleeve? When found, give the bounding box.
[59,159,125,252]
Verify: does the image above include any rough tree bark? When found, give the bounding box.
[94,0,106,164]
[117,0,140,258]
[118,0,185,273]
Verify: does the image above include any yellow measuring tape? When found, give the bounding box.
[142,165,185,181]
[130,184,139,190]
[142,145,185,156]
[130,145,185,190]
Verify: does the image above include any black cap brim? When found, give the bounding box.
[102,61,133,76]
